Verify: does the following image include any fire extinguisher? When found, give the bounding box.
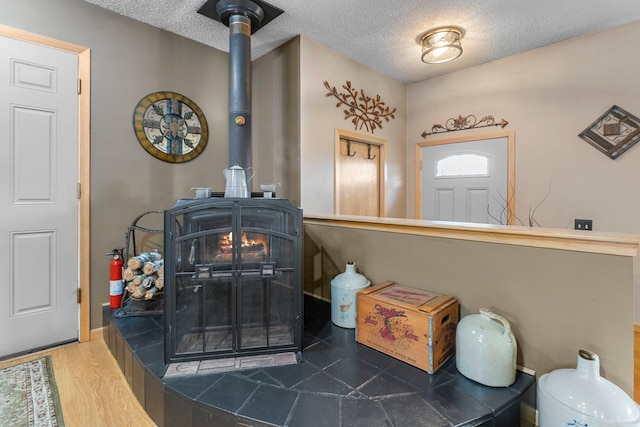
[107,248,124,309]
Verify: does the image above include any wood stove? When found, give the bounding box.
[164,197,302,364]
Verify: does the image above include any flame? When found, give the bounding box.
[219,232,266,251]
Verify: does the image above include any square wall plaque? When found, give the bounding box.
[579,105,640,159]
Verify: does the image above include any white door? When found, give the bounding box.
[0,36,79,357]
[421,137,508,224]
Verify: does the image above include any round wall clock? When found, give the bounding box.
[132,91,209,163]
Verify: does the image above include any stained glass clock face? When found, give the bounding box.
[133,91,209,163]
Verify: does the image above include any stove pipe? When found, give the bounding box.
[227,14,254,169]
[198,0,282,170]
[216,0,265,169]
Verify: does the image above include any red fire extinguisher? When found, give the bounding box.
[107,248,124,309]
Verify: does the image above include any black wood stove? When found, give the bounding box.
[164,197,302,364]
[162,0,300,366]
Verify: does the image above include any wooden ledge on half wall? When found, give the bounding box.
[303,213,640,257]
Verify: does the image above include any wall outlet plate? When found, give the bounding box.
[575,219,593,230]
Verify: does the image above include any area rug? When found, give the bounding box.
[0,356,65,427]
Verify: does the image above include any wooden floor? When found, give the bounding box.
[0,330,155,427]
[1,328,639,426]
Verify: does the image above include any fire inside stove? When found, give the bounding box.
[208,232,267,263]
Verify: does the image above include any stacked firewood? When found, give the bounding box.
[122,250,164,301]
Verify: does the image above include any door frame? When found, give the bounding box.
[415,130,515,224]
[0,25,91,342]
[334,128,386,216]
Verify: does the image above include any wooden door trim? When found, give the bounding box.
[0,25,91,342]
[415,130,515,224]
[334,129,387,216]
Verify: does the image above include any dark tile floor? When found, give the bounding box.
[104,296,535,427]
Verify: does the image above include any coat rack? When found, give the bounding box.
[366,144,376,160]
[342,139,378,160]
[345,140,356,157]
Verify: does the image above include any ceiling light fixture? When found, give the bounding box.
[420,26,464,64]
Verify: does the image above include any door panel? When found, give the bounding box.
[466,188,490,223]
[13,106,55,202]
[337,139,380,216]
[335,130,386,217]
[12,231,55,314]
[435,188,454,220]
[0,36,79,357]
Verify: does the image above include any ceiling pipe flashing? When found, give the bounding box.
[197,0,283,35]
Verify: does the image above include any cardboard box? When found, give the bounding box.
[356,281,458,373]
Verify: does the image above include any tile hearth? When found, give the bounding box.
[103,296,535,427]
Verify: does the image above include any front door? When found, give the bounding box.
[0,36,79,357]
[420,136,510,224]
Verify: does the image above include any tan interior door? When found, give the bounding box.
[336,139,381,216]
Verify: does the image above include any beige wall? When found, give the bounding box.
[253,37,301,206]
[2,0,231,328]
[407,22,640,322]
[299,37,407,218]
[304,222,635,395]
[407,22,640,234]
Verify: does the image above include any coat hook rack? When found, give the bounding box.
[345,140,357,157]
[366,144,376,160]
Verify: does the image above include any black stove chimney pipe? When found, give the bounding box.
[228,13,253,169]
[215,0,265,170]
[198,0,283,169]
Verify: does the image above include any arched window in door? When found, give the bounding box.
[435,153,489,177]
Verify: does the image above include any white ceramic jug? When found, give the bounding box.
[538,349,640,426]
[456,308,517,387]
[223,165,254,198]
[330,262,370,328]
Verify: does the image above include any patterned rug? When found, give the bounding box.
[0,356,65,427]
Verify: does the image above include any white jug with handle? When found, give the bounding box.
[223,165,254,198]
[456,308,517,387]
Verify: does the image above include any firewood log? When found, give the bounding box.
[142,274,157,289]
[144,286,159,300]
[154,277,164,290]
[143,259,164,276]
[126,282,137,294]
[131,274,146,286]
[127,251,162,269]
[132,284,146,299]
[122,267,140,282]
[157,265,164,277]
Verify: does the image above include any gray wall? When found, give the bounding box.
[2,0,231,328]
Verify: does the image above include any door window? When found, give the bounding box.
[435,153,489,177]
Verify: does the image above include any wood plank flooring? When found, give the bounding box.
[0,330,155,427]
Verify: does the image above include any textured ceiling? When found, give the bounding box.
[83,0,640,83]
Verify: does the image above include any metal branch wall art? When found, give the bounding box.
[421,114,508,138]
[324,80,397,134]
